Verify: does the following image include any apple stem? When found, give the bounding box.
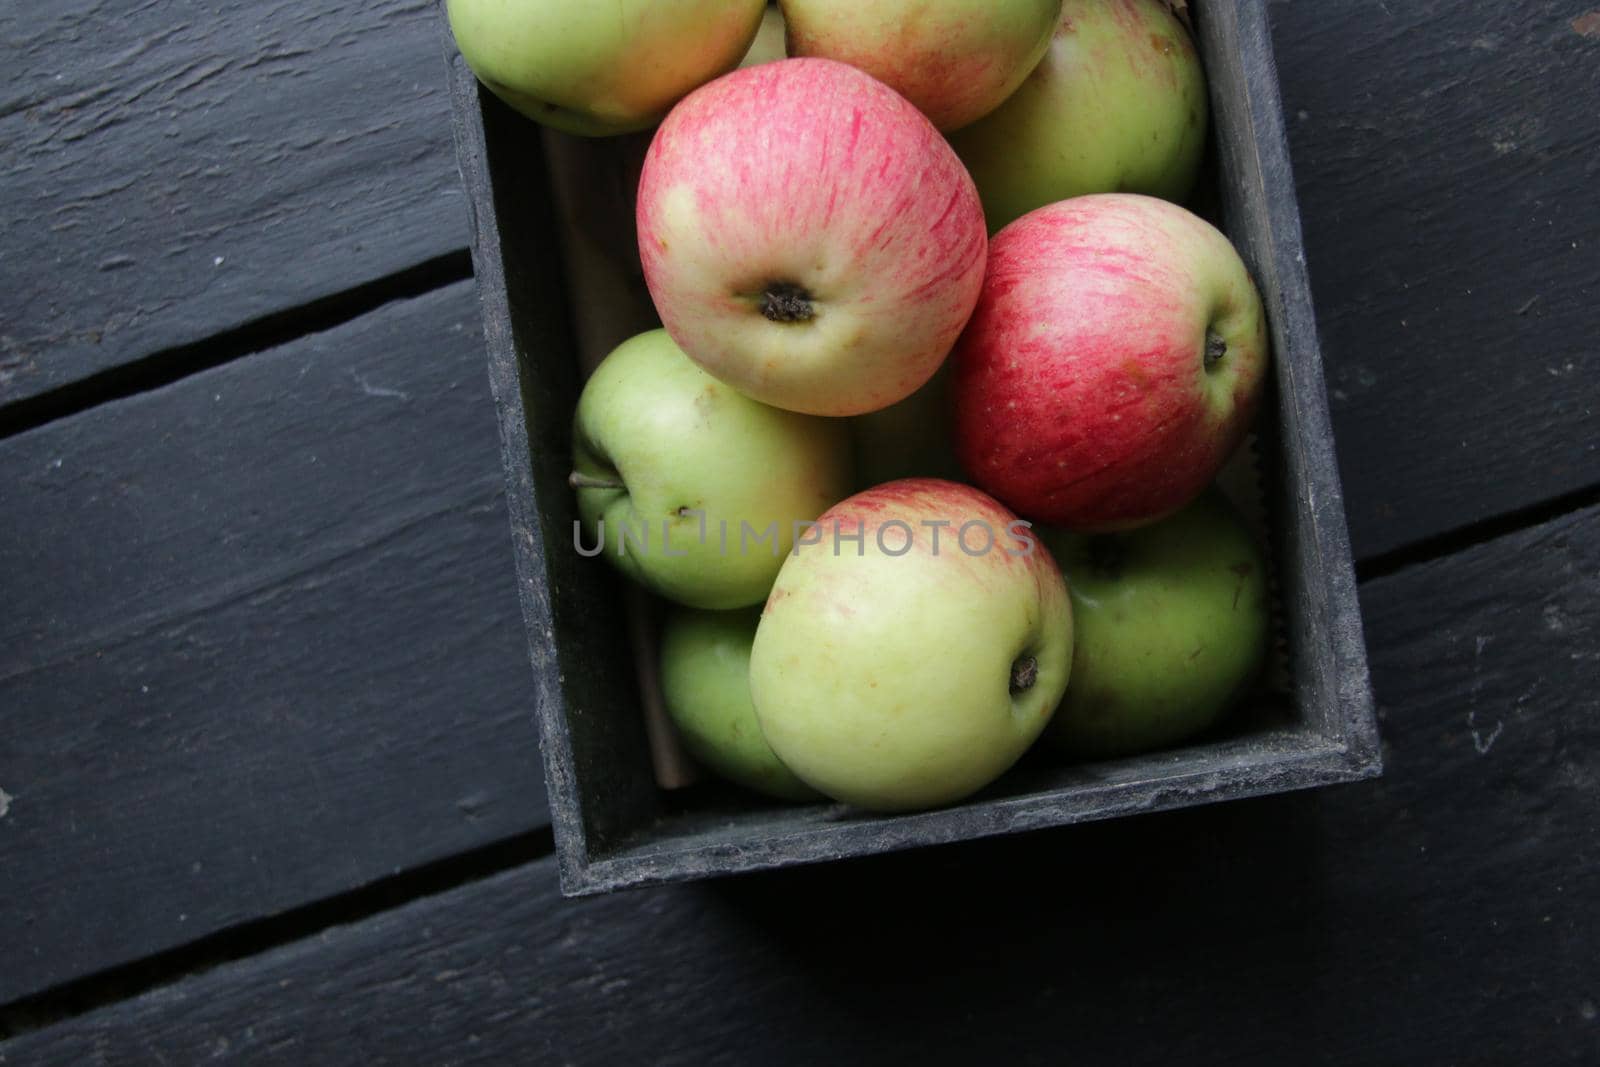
[568,471,625,491]
[761,282,815,323]
[1009,655,1039,695]
[1204,330,1228,370]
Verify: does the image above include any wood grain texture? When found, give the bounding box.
[0,0,468,407]
[1269,0,1600,559]
[6,504,1594,1064]
[0,281,545,1005]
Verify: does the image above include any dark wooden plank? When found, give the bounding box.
[0,0,468,407]
[7,504,1594,1063]
[1270,0,1600,559]
[0,280,545,1005]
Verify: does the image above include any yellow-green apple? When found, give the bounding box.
[848,364,964,488]
[779,0,1061,131]
[659,606,820,801]
[749,478,1073,811]
[951,194,1267,531]
[636,58,987,417]
[950,0,1208,231]
[446,0,766,135]
[739,5,788,68]
[571,329,852,609]
[1038,490,1269,758]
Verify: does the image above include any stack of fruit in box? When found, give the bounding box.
[451,0,1271,812]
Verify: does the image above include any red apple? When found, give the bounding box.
[636,58,987,418]
[951,194,1268,531]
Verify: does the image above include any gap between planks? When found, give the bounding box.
[0,829,553,1040]
[0,250,472,442]
[1356,481,1600,584]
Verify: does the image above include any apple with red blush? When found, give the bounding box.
[636,58,987,417]
[749,478,1073,811]
[951,194,1268,531]
[779,0,1062,131]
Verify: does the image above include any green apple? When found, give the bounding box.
[739,5,788,68]
[1038,489,1269,759]
[750,478,1074,811]
[950,0,1208,231]
[660,607,820,801]
[848,363,964,488]
[780,0,1062,131]
[571,329,852,609]
[447,0,767,135]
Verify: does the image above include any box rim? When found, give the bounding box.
[437,0,1382,897]
[563,738,1376,896]
[1196,0,1380,769]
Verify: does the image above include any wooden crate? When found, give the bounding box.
[439,0,1381,895]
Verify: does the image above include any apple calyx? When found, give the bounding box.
[569,471,626,491]
[1009,655,1039,695]
[760,282,816,323]
[1203,330,1228,371]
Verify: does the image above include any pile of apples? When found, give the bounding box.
[451,0,1273,813]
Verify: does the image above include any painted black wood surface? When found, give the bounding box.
[0,0,1596,1059]
[0,0,468,410]
[0,282,545,1005]
[1272,0,1600,559]
[5,504,1595,1064]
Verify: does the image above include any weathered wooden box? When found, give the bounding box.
[439,0,1381,896]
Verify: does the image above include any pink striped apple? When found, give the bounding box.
[636,58,988,418]
[952,194,1268,531]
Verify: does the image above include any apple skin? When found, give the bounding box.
[749,478,1073,811]
[446,0,766,136]
[572,329,853,609]
[951,194,1268,532]
[1037,490,1269,758]
[659,606,821,802]
[779,0,1061,132]
[950,0,1208,232]
[636,58,987,418]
